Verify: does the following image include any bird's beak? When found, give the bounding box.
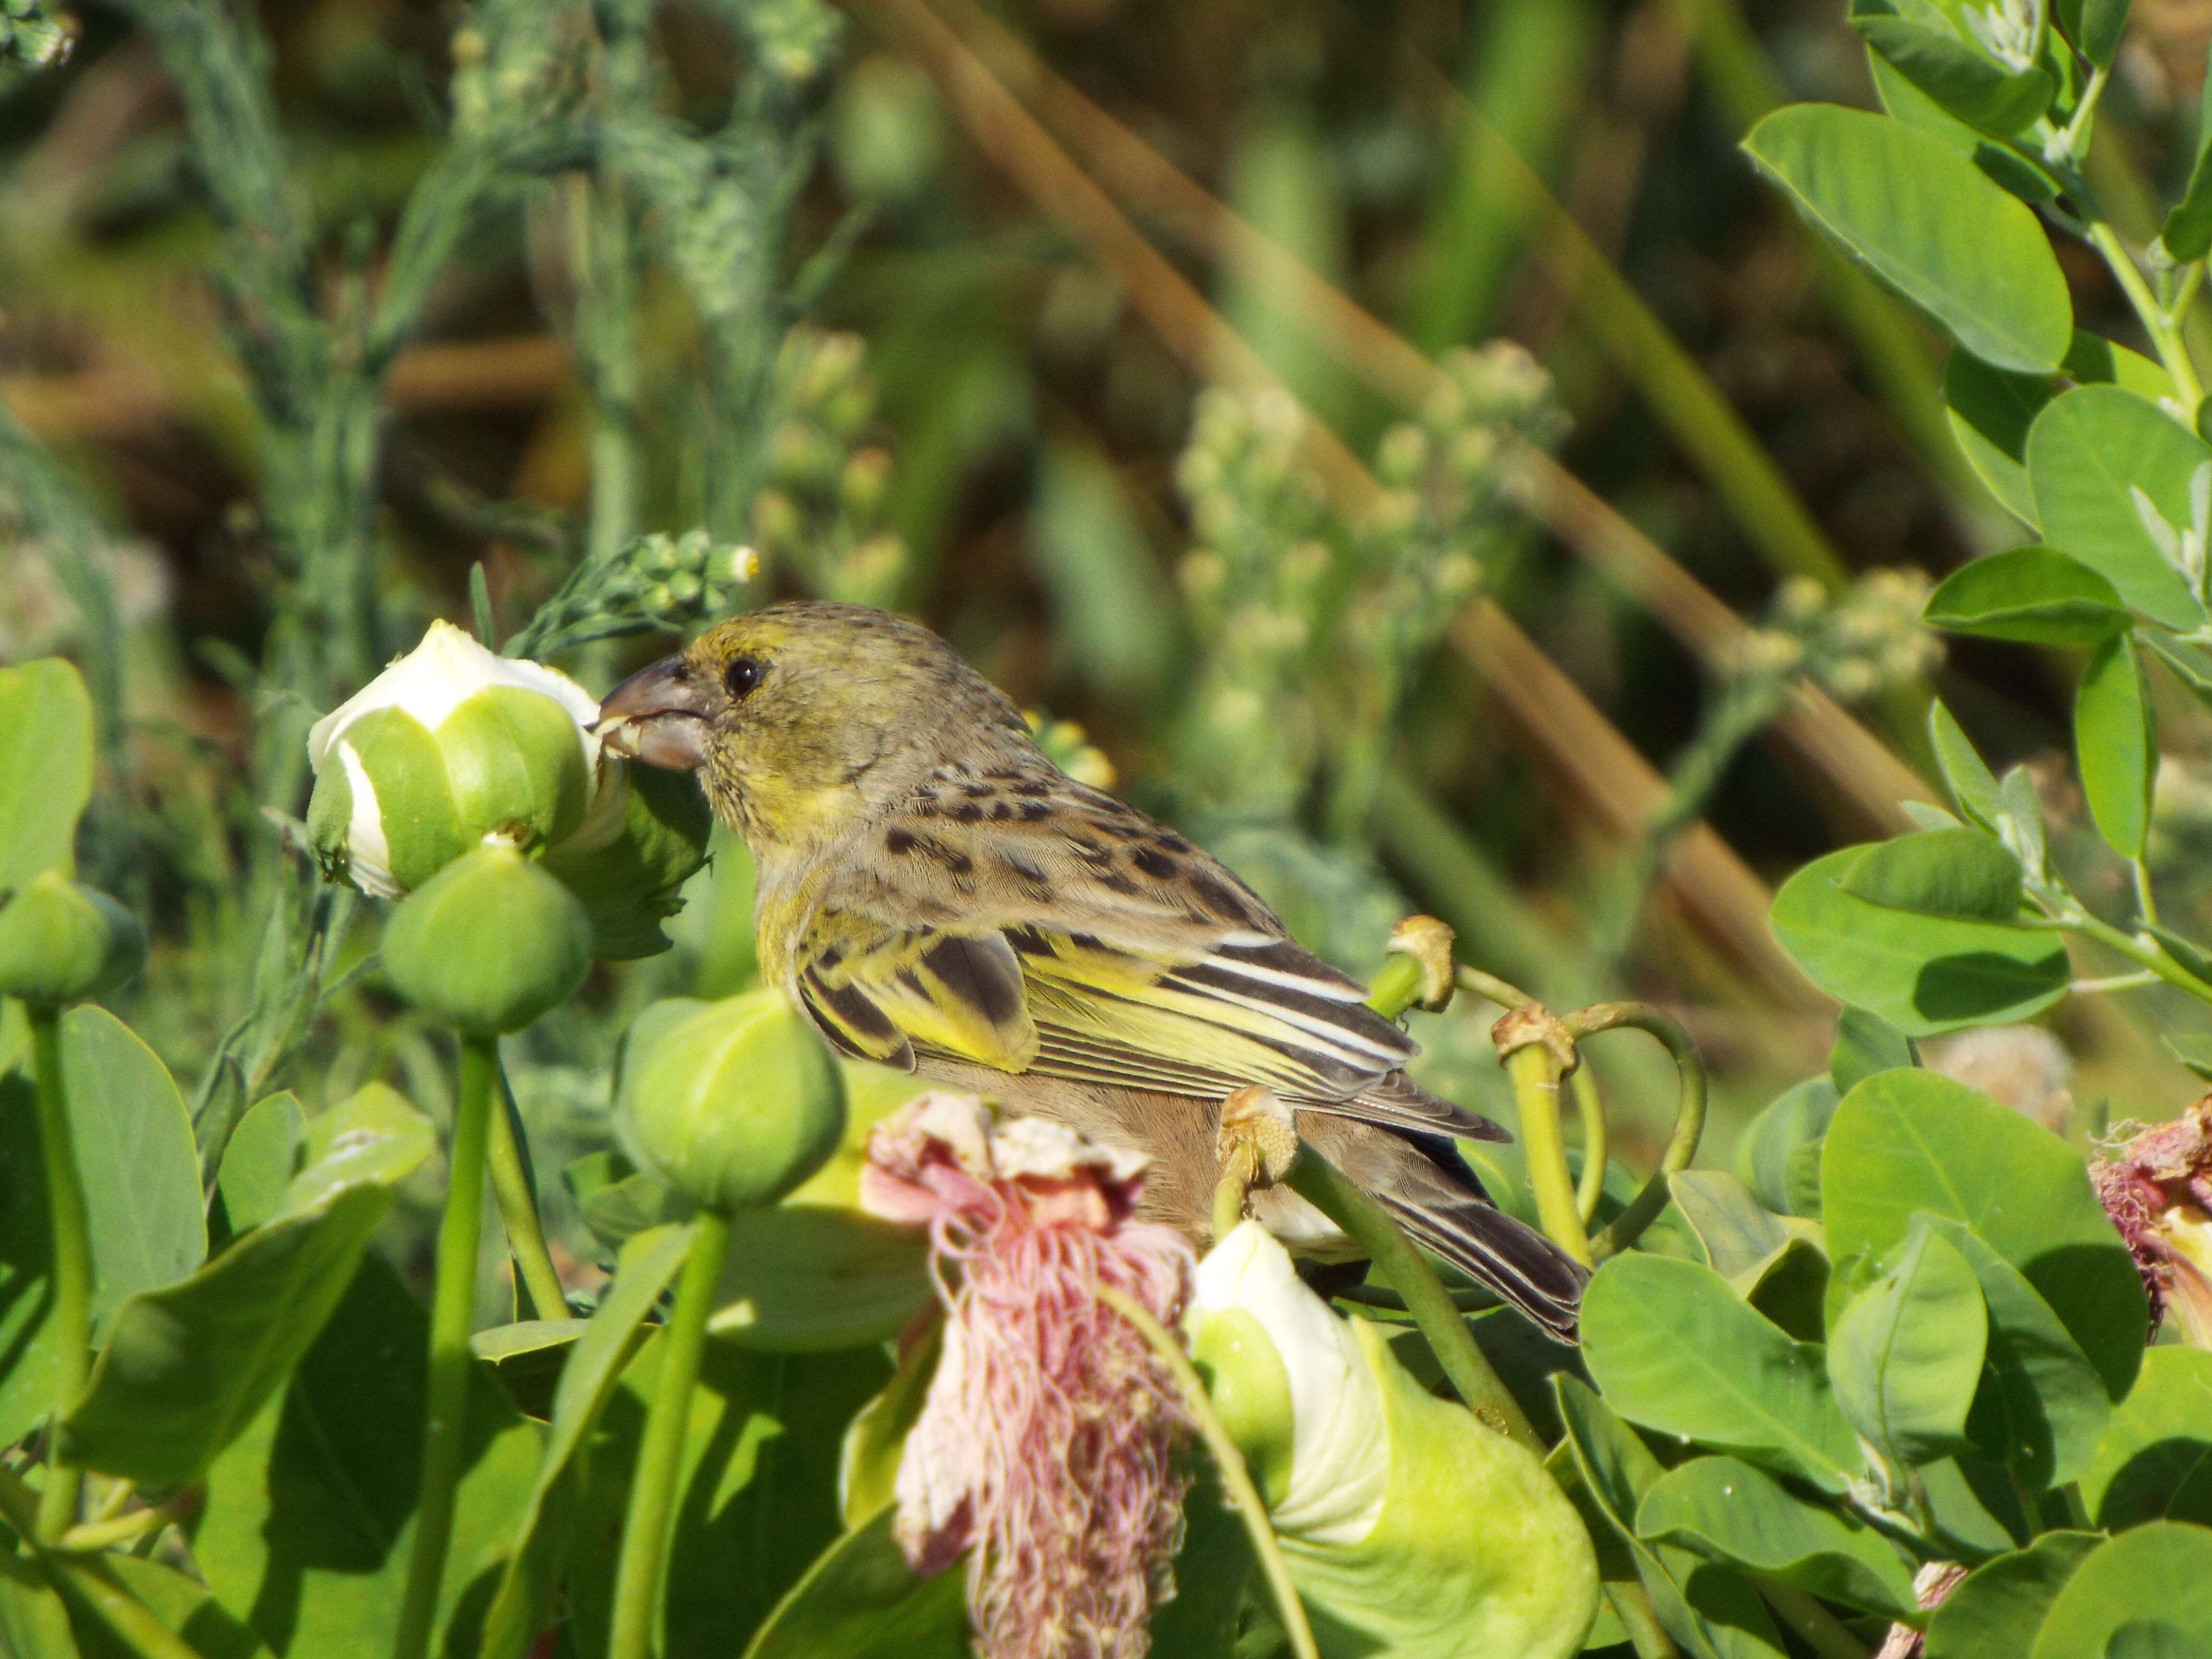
[595,656,712,772]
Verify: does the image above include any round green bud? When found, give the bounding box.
[306,622,600,897]
[617,989,847,1214]
[0,870,146,1006]
[540,760,712,960]
[381,844,591,1034]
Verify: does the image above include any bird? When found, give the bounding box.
[595,599,1587,1340]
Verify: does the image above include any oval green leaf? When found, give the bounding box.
[1925,547,2132,645]
[1854,17,2053,137]
[741,1506,968,1659]
[1827,1219,1988,1470]
[1734,1077,1839,1217]
[2034,1524,2212,1659]
[2077,632,2158,859]
[1821,1069,2147,1400]
[2028,385,2210,629]
[1581,1253,1861,1493]
[1929,699,2005,830]
[1771,846,2068,1036]
[1743,104,2071,373]
[1924,1531,2104,1659]
[2080,1348,2212,1531]
[1636,1454,1919,1619]
[1839,827,2022,921]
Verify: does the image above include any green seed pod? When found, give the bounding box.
[617,989,847,1214]
[381,845,591,1034]
[0,870,146,1006]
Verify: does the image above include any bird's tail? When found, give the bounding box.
[1377,1187,1588,1345]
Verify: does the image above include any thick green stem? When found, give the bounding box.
[1570,1067,1608,1225]
[609,1209,730,1659]
[2088,219,2207,411]
[1364,952,1428,1022]
[1284,1149,1539,1450]
[1096,1285,1320,1659]
[392,1033,499,1659]
[30,1004,91,1544]
[0,1465,199,1659]
[1503,1041,1593,1265]
[486,1059,569,1321]
[1575,1004,1708,1261]
[2061,910,2212,1008]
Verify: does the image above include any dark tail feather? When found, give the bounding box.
[1378,1190,1588,1345]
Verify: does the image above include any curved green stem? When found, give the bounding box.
[392,1032,499,1659]
[1573,1004,1707,1262]
[1570,1067,1608,1225]
[2064,909,2212,1007]
[1096,1285,1319,1659]
[609,1209,730,1659]
[1364,951,1428,1022]
[2132,858,2162,930]
[487,1059,569,1320]
[29,1003,91,1543]
[0,1465,198,1659]
[1759,1582,1872,1659]
[1284,1148,1539,1450]
[1503,1041,1593,1265]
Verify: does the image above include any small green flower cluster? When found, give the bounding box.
[1731,567,1945,705]
[502,530,756,662]
[751,329,911,610]
[0,0,69,70]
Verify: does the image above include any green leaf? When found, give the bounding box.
[2033,1524,2212,1659]
[839,1314,942,1530]
[1580,1253,1861,1493]
[1668,1172,1790,1282]
[1733,1238,1832,1344]
[1771,846,2068,1035]
[740,1507,968,1659]
[1864,48,2063,201]
[216,1093,303,1236]
[2028,385,2211,629]
[193,1256,544,1658]
[1743,104,2071,372]
[1925,547,2133,645]
[1839,827,2023,921]
[290,1083,436,1208]
[2056,0,2132,66]
[1552,1377,1788,1659]
[563,1148,691,1251]
[479,1223,693,1659]
[72,1555,274,1659]
[1926,1218,2110,1491]
[1831,1007,1917,1095]
[1853,16,2053,137]
[1930,699,2005,830]
[59,1181,393,1487]
[2080,1348,2212,1530]
[473,1320,586,1420]
[1827,1217,1987,1469]
[1735,1077,1839,1216]
[1919,1455,2029,1559]
[2077,633,2159,859]
[0,1549,78,1659]
[0,656,94,889]
[1821,1069,2148,1401]
[63,1006,204,1322]
[2110,1621,2212,1659]
[565,1334,897,1654]
[1636,1454,1919,1619]
[2167,1033,2212,1084]
[1924,1531,2104,1659]
[1943,351,2048,523]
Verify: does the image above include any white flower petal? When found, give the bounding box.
[307,619,601,775]
[1192,1222,1387,1544]
[335,741,399,899]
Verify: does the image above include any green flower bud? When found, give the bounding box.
[0,870,145,1006]
[306,621,599,896]
[617,989,847,1214]
[1190,1224,1599,1659]
[381,844,591,1034]
[539,760,712,959]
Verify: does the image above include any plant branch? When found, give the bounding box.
[2086,219,2206,411]
[0,1466,201,1659]
[1283,1148,1539,1450]
[392,1032,499,1659]
[29,1004,90,1543]
[1096,1285,1319,1659]
[1493,1006,1593,1265]
[609,1209,731,1659]
[487,1058,569,1321]
[1573,1004,1708,1260]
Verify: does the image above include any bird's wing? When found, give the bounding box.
[787,775,1493,1141]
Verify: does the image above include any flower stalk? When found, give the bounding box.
[29,1003,91,1543]
[392,1032,500,1659]
[608,1209,731,1659]
[486,1062,568,1320]
[1492,1004,1594,1265]
[1572,1003,1707,1262]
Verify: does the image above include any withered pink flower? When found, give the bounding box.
[859,1093,1197,1659]
[2092,1096,2212,1346]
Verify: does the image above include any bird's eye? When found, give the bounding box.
[724,656,766,699]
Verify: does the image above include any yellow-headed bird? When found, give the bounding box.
[598,601,1585,1339]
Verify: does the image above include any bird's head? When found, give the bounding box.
[596,600,1032,858]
